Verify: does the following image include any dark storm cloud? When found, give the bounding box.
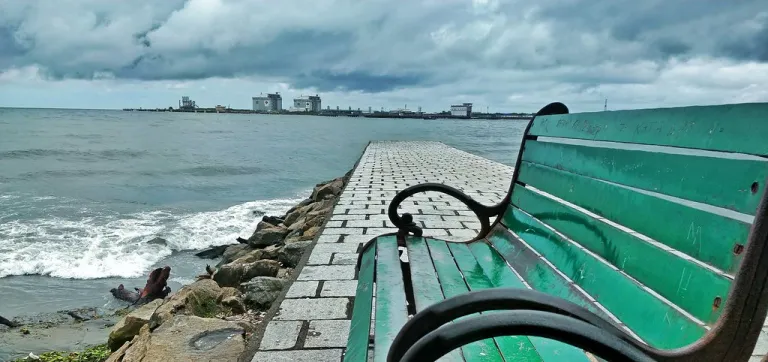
[293,71,429,93]
[0,0,766,97]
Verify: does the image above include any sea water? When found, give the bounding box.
[0,108,527,317]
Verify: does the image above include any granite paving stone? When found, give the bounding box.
[284,281,319,298]
[298,265,356,280]
[321,280,359,297]
[274,298,349,320]
[260,321,302,350]
[252,349,343,362]
[304,320,352,348]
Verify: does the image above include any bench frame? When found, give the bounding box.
[356,102,768,362]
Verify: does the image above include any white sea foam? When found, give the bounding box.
[0,196,304,279]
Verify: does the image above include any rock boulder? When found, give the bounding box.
[213,259,280,287]
[242,277,285,309]
[150,279,222,327]
[108,298,163,351]
[111,316,245,362]
[278,240,312,268]
[248,225,288,248]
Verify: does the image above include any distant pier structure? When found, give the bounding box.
[179,96,197,110]
[450,103,473,118]
[252,93,283,112]
[292,94,322,112]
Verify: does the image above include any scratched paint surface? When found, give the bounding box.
[502,207,707,349]
[426,239,507,362]
[344,243,376,362]
[453,241,594,362]
[517,161,748,273]
[374,239,410,362]
[522,140,767,214]
[529,102,768,156]
[406,238,465,362]
[511,186,731,324]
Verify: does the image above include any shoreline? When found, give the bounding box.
[0,171,351,361]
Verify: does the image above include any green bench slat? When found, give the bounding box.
[522,140,767,214]
[501,207,707,349]
[518,161,748,274]
[407,238,465,362]
[374,237,410,362]
[482,229,602,315]
[426,239,507,362]
[528,103,768,156]
[345,242,376,362]
[511,186,732,324]
[450,242,591,362]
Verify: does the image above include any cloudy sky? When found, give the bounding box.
[0,0,766,112]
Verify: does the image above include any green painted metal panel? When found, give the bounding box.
[426,239,506,362]
[344,241,376,362]
[518,162,748,273]
[374,238,410,362]
[529,103,768,156]
[500,207,707,349]
[511,186,732,324]
[522,140,767,214]
[450,242,589,362]
[476,230,600,315]
[406,238,465,362]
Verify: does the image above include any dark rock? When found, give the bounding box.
[278,240,312,268]
[248,225,288,248]
[217,244,251,267]
[255,220,275,232]
[67,310,90,322]
[146,237,168,246]
[236,237,248,244]
[194,245,231,259]
[213,260,280,287]
[221,296,246,314]
[111,284,140,303]
[0,315,19,328]
[262,215,284,225]
[242,277,286,308]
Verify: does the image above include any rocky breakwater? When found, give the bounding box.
[103,174,348,362]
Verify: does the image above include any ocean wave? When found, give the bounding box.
[160,165,268,177]
[0,196,304,279]
[0,148,147,160]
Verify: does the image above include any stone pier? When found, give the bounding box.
[249,141,768,362]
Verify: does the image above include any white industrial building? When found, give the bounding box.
[450,103,473,118]
[252,93,283,112]
[291,95,322,112]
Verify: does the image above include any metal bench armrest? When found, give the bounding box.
[388,289,642,362]
[396,310,655,362]
[388,183,505,240]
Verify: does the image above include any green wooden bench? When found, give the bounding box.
[344,102,768,362]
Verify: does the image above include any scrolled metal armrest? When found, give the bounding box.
[387,288,637,362]
[397,311,654,362]
[388,183,503,240]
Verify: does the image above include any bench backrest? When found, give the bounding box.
[501,102,768,352]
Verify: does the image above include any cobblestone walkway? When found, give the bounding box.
[251,141,514,361]
[250,140,768,362]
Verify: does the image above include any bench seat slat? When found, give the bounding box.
[511,185,732,324]
[449,242,590,362]
[426,239,507,362]
[518,161,748,273]
[522,140,767,214]
[529,103,768,156]
[374,237,410,362]
[407,238,465,362]
[501,208,707,349]
[345,242,376,362]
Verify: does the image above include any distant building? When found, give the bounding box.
[450,103,473,118]
[179,96,196,110]
[292,94,321,112]
[215,105,226,113]
[252,92,283,112]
